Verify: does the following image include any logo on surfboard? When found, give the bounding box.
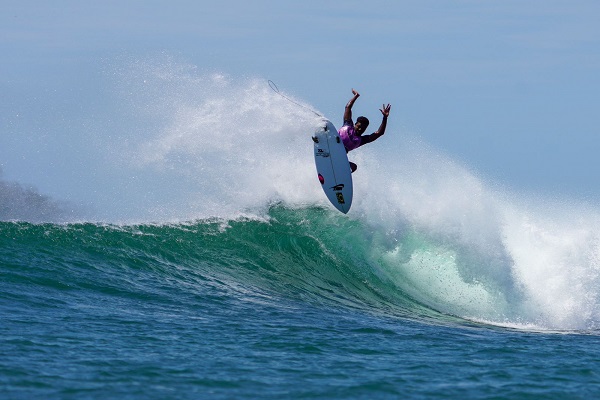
[336,193,345,204]
[331,184,344,191]
[316,148,330,157]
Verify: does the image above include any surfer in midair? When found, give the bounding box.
[339,89,391,172]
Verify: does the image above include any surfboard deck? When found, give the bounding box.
[313,119,353,214]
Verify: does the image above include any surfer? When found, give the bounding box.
[339,89,391,172]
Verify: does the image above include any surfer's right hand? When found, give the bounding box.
[352,89,360,97]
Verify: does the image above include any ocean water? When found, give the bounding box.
[2,59,600,398]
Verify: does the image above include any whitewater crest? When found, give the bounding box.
[361,145,600,331]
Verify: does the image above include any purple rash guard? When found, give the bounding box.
[338,119,377,152]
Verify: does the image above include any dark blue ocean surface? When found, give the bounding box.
[2,207,600,399]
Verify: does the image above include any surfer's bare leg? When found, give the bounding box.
[350,162,357,173]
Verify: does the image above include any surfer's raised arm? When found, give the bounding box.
[343,89,360,122]
[372,104,391,140]
[336,89,391,174]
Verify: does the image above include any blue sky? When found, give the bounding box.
[2,0,600,202]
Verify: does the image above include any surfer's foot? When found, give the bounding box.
[350,162,357,173]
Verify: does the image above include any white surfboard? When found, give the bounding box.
[313,119,353,214]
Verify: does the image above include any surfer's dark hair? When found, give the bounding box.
[357,116,369,126]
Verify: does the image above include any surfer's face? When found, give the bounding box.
[354,121,368,135]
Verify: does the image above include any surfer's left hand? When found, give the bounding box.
[380,104,391,118]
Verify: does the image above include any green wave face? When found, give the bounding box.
[3,203,600,332]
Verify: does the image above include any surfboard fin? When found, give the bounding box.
[312,136,319,143]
